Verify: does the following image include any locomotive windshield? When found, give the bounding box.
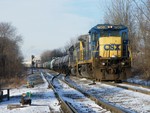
[100,30,120,37]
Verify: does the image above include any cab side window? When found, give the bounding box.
[122,32,127,39]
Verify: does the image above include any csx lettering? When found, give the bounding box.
[104,44,121,51]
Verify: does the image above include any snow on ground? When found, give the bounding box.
[127,76,150,86]
[118,83,150,92]
[66,76,150,113]
[45,72,111,113]
[0,71,60,113]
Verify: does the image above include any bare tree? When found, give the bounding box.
[40,50,52,63]
[104,0,150,79]
[0,22,23,80]
[135,0,150,79]
[41,37,78,63]
[64,37,78,52]
[40,49,65,63]
[104,0,136,50]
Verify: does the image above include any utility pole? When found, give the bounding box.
[31,55,35,74]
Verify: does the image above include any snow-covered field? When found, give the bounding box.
[0,72,60,113]
[1,69,149,113]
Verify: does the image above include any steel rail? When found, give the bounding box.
[102,82,150,95]
[44,70,150,112]
[63,76,127,113]
[43,73,78,113]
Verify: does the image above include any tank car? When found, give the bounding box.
[52,57,60,71]
[51,55,69,73]
[50,59,55,69]
[68,24,131,81]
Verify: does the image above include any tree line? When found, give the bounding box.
[40,37,77,63]
[104,0,150,79]
[0,22,23,81]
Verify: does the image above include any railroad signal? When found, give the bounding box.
[31,55,35,74]
[32,61,35,66]
[32,55,35,60]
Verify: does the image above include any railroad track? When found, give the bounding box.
[60,77,127,113]
[43,71,129,113]
[43,72,113,113]
[63,75,150,113]
[42,72,76,113]
[49,80,77,113]
[102,81,150,95]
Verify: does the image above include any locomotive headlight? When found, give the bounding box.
[112,55,117,58]
[102,62,105,66]
[108,26,113,28]
[121,62,125,66]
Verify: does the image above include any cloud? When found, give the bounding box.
[0,0,102,61]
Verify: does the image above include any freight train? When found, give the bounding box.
[45,24,131,81]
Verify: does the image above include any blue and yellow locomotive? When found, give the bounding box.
[68,24,131,81]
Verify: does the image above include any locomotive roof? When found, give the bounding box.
[89,24,127,33]
[78,34,89,42]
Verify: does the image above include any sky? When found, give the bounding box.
[0,0,110,61]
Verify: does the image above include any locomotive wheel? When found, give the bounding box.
[80,64,93,78]
[119,70,127,81]
[113,74,120,81]
[71,67,76,76]
[93,67,102,81]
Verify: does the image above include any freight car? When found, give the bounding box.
[51,24,131,81]
[52,55,69,73]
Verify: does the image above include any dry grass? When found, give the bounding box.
[0,76,27,89]
[131,52,150,81]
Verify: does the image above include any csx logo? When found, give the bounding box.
[104,44,121,51]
